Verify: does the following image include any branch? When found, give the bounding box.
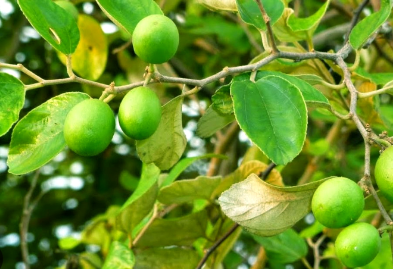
[255,0,278,53]
[307,234,327,269]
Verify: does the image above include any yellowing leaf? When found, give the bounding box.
[59,14,108,80]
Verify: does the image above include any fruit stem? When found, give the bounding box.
[143,64,155,86]
[379,225,393,234]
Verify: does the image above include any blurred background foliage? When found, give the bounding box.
[0,0,392,268]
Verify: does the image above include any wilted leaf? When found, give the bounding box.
[102,241,135,269]
[116,163,159,234]
[134,248,199,269]
[0,72,25,137]
[252,229,308,263]
[135,210,208,247]
[7,92,90,175]
[58,15,107,80]
[136,96,186,170]
[18,0,80,54]
[158,176,222,204]
[219,174,327,236]
[196,105,235,138]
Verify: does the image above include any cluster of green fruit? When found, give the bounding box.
[63,14,179,156]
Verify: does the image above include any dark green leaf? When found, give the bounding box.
[102,241,135,269]
[96,0,163,35]
[196,105,235,138]
[116,163,159,233]
[158,176,221,204]
[219,174,328,236]
[7,92,89,175]
[231,76,307,165]
[212,84,233,114]
[252,229,308,263]
[18,0,80,54]
[0,72,25,137]
[134,248,199,269]
[136,96,186,170]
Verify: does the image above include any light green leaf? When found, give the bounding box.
[349,0,392,49]
[162,153,227,188]
[58,15,107,80]
[54,1,78,21]
[136,96,187,170]
[158,176,222,204]
[287,0,330,38]
[196,105,235,138]
[219,174,327,236]
[354,67,393,85]
[135,210,208,247]
[252,229,308,263]
[7,92,90,175]
[236,0,284,31]
[116,163,159,234]
[102,241,135,269]
[96,0,162,35]
[212,84,233,114]
[134,248,199,269]
[58,237,80,250]
[231,76,307,165]
[18,0,80,54]
[0,73,25,137]
[199,0,238,12]
[292,74,325,86]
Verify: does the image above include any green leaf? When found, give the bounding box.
[364,190,393,210]
[102,241,135,269]
[199,0,238,12]
[58,237,80,250]
[0,73,25,137]
[236,0,284,31]
[218,174,328,236]
[354,67,393,85]
[292,74,325,86]
[287,0,330,38]
[231,76,307,165]
[136,96,187,170]
[134,248,199,269]
[135,210,208,247]
[349,0,392,49]
[196,105,235,138]
[58,15,107,80]
[158,176,221,204]
[7,92,89,175]
[162,153,228,188]
[18,0,80,54]
[252,229,308,263]
[116,163,159,234]
[96,0,163,35]
[212,84,233,114]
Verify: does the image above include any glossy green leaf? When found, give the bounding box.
[162,153,227,188]
[231,76,307,165]
[136,96,187,170]
[0,73,25,137]
[134,248,199,269]
[135,210,208,247]
[212,84,233,114]
[287,0,330,37]
[196,105,235,138]
[116,163,159,233]
[252,229,307,263]
[102,241,135,269]
[7,92,89,175]
[158,176,221,204]
[58,15,107,80]
[18,0,80,54]
[219,174,327,236]
[199,0,237,12]
[236,0,284,31]
[349,0,392,49]
[96,0,162,35]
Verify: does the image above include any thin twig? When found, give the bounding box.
[195,223,240,269]
[307,234,327,269]
[260,163,277,180]
[344,0,370,43]
[133,204,158,246]
[255,0,278,53]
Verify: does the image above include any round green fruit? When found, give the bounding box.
[311,177,364,228]
[335,222,381,268]
[64,99,115,156]
[118,86,161,140]
[132,14,179,64]
[375,146,393,203]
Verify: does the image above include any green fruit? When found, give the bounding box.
[118,86,161,140]
[375,146,393,203]
[132,14,179,64]
[64,99,115,156]
[335,222,381,268]
[311,177,364,228]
